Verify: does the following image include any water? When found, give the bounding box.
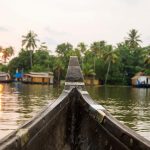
[0,83,149,141]
[0,83,62,139]
[86,85,150,140]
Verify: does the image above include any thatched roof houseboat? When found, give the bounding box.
[22,72,53,84]
[0,72,12,83]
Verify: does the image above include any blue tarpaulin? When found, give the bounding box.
[15,73,23,78]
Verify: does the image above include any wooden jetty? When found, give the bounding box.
[0,56,150,150]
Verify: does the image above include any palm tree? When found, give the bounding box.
[0,46,2,62]
[77,42,87,55]
[104,45,118,85]
[2,46,14,63]
[53,58,64,84]
[83,63,95,77]
[144,47,150,66]
[38,42,49,51]
[76,42,87,68]
[56,43,73,57]
[90,41,106,78]
[22,31,39,68]
[90,41,106,58]
[126,29,142,49]
[0,46,2,52]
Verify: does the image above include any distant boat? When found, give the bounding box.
[131,72,150,88]
[22,72,54,84]
[0,72,12,83]
[0,57,149,150]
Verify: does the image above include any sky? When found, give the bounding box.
[0,0,150,54]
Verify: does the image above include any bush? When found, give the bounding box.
[0,64,8,72]
[31,64,49,72]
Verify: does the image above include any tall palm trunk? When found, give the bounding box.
[57,68,60,84]
[93,56,96,80]
[105,61,111,85]
[30,50,33,68]
[4,56,7,63]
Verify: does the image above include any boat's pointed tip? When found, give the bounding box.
[68,56,80,66]
[65,56,85,89]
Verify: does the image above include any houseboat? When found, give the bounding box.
[0,56,149,150]
[0,72,12,83]
[22,72,53,84]
[131,72,150,88]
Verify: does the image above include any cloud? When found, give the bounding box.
[42,37,58,46]
[44,27,68,36]
[0,26,8,32]
[0,0,150,52]
[118,0,141,5]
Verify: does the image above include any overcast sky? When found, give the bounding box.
[0,0,150,53]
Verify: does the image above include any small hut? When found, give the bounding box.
[22,72,54,84]
[84,75,100,86]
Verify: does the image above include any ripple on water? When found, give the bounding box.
[87,86,150,140]
[0,83,61,140]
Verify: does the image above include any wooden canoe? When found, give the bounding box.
[0,56,150,150]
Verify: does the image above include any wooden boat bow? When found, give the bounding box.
[0,56,150,150]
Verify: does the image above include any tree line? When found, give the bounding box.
[0,29,149,85]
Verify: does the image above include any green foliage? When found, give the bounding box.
[3,28,149,85]
[31,64,49,72]
[0,46,14,63]
[33,50,50,67]
[82,63,95,76]
[0,64,8,72]
[8,49,31,74]
[145,69,150,75]
[22,31,39,51]
[53,57,65,83]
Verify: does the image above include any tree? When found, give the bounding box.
[8,49,31,74]
[76,42,87,55]
[56,42,73,57]
[0,46,2,52]
[53,58,64,84]
[33,50,51,72]
[90,41,106,58]
[126,29,142,49]
[82,63,95,77]
[22,30,39,68]
[104,45,118,84]
[56,42,74,68]
[144,46,150,65]
[38,42,49,51]
[2,46,14,63]
[90,41,107,80]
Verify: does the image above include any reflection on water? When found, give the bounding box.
[86,86,150,140]
[0,83,62,139]
[0,84,149,141]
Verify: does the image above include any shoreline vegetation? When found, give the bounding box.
[0,29,150,85]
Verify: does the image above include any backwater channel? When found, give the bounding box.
[0,83,149,140]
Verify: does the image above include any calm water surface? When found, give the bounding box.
[86,86,150,140]
[0,83,149,141]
